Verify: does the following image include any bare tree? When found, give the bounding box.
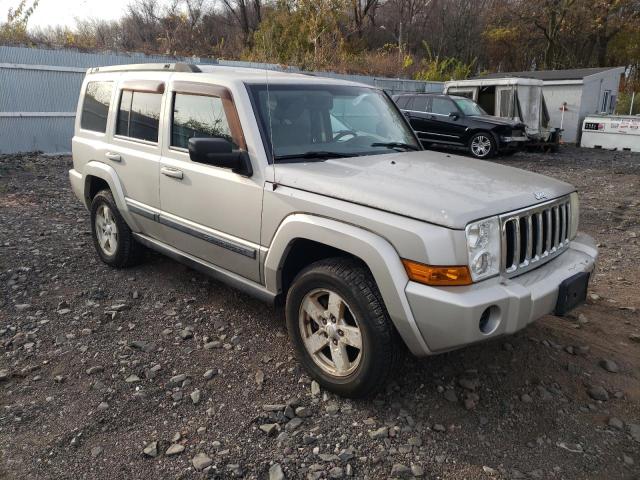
[220,0,262,47]
[350,0,378,38]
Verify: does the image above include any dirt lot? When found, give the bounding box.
[1,146,639,480]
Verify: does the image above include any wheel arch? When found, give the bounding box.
[468,128,499,144]
[82,161,140,231]
[277,238,360,299]
[264,214,431,356]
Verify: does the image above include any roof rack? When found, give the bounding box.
[88,63,201,74]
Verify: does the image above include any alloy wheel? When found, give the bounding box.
[95,203,119,256]
[298,288,363,377]
[471,135,492,157]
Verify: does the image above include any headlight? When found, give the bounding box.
[465,217,501,282]
[569,192,579,240]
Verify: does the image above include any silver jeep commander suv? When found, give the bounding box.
[70,63,597,397]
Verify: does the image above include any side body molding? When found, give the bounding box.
[264,214,431,356]
[82,161,141,231]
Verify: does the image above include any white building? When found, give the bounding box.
[480,67,625,143]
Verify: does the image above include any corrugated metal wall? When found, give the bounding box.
[0,45,443,154]
[0,45,221,154]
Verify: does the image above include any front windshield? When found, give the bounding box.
[247,84,420,161]
[453,97,487,116]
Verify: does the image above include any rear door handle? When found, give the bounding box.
[161,166,184,180]
[105,152,121,162]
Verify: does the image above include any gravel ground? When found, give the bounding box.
[1,146,639,480]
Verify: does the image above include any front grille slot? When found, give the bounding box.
[501,196,572,277]
[505,220,516,269]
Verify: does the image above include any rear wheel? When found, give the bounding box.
[469,132,496,159]
[285,258,401,398]
[90,189,143,268]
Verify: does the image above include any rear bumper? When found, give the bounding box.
[405,233,597,354]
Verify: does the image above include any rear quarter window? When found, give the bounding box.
[80,81,114,133]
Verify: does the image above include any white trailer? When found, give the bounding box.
[580,115,640,152]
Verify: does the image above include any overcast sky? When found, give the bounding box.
[0,0,137,29]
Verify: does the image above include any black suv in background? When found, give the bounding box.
[394,93,528,159]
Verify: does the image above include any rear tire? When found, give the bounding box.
[285,257,401,398]
[468,132,497,159]
[90,189,143,268]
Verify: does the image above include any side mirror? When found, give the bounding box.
[449,112,460,120]
[188,137,252,176]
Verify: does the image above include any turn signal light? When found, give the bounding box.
[402,260,472,286]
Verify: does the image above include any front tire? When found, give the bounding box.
[285,258,401,398]
[90,189,142,268]
[468,132,497,159]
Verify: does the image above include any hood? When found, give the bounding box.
[468,115,524,128]
[275,151,574,229]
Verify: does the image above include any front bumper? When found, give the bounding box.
[501,135,529,143]
[498,135,528,152]
[405,233,597,354]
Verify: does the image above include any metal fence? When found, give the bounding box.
[0,45,443,154]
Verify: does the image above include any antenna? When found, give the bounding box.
[264,27,278,190]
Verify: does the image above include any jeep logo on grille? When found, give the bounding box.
[534,192,548,200]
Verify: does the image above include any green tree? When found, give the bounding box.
[249,0,345,70]
[413,42,475,81]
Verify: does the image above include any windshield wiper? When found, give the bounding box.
[370,142,420,151]
[274,151,357,161]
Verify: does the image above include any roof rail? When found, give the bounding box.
[88,63,201,74]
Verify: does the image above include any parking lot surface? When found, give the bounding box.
[1,147,639,479]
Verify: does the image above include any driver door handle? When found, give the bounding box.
[161,166,183,180]
[105,152,121,162]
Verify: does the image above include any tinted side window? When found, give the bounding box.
[396,96,410,109]
[171,93,235,149]
[80,81,113,133]
[431,97,457,115]
[411,96,429,112]
[116,90,162,142]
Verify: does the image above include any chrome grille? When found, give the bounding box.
[500,196,571,277]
